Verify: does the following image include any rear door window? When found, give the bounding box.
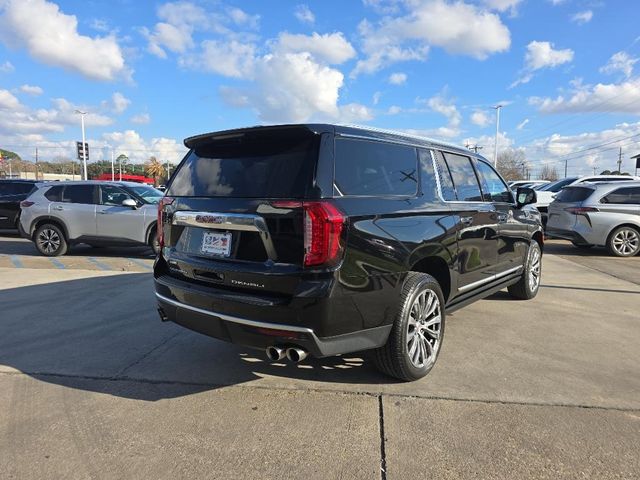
[168,128,319,198]
[442,152,483,202]
[334,139,418,196]
[601,187,640,204]
[62,185,97,204]
[554,186,594,202]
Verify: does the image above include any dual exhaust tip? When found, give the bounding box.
[265,346,308,363]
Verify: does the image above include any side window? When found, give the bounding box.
[417,149,438,202]
[62,185,97,204]
[44,185,63,202]
[442,152,483,202]
[474,160,513,203]
[601,187,640,204]
[433,150,457,201]
[101,185,134,206]
[335,139,418,196]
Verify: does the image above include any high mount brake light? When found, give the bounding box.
[271,200,345,267]
[157,197,175,249]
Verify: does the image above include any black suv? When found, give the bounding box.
[0,179,41,229]
[154,124,543,381]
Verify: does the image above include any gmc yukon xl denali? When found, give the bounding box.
[154,124,543,381]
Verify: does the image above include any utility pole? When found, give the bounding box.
[35,148,38,180]
[111,148,115,181]
[617,147,622,173]
[493,105,502,168]
[75,110,88,180]
[564,159,568,178]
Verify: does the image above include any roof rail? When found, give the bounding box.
[337,124,466,151]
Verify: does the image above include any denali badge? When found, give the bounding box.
[195,214,224,224]
[231,279,265,289]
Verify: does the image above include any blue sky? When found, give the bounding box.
[1,0,639,176]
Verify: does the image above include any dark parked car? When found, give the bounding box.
[0,179,42,229]
[154,124,543,381]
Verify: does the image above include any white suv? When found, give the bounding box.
[20,181,163,256]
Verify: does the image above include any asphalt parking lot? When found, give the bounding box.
[1,235,638,479]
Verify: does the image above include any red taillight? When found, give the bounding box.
[20,201,34,208]
[157,196,175,249]
[271,200,346,267]
[565,207,598,215]
[303,201,345,267]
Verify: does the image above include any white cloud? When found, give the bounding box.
[525,41,574,70]
[372,91,382,105]
[548,0,566,4]
[130,113,151,124]
[353,0,511,76]
[274,32,356,64]
[387,105,402,115]
[388,72,407,85]
[529,78,640,114]
[19,84,43,96]
[0,0,127,81]
[426,92,461,138]
[226,7,260,29]
[0,89,21,110]
[516,118,529,130]
[179,40,256,77]
[102,129,186,163]
[294,4,315,24]
[339,103,374,122]
[600,51,638,79]
[0,60,14,73]
[570,10,593,25]
[482,0,523,16]
[90,18,110,33]
[109,92,130,114]
[470,110,491,127]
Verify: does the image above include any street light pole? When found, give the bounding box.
[111,148,115,181]
[493,105,502,168]
[75,110,88,180]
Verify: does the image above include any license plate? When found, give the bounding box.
[201,231,232,257]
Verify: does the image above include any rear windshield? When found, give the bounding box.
[167,128,319,198]
[554,186,594,202]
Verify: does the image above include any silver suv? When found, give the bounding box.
[19,181,163,256]
[546,181,640,256]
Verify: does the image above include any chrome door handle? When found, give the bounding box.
[497,213,508,222]
[52,205,63,211]
[460,216,474,226]
[98,211,111,215]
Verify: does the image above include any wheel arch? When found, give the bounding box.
[409,256,451,303]
[31,216,69,241]
[145,220,158,245]
[532,230,544,251]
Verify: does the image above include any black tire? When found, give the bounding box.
[508,241,542,300]
[373,272,445,382]
[607,226,640,257]
[571,242,593,249]
[34,223,68,257]
[149,226,160,255]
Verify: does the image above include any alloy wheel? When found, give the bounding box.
[406,289,442,368]
[528,245,541,292]
[612,228,639,256]
[37,228,61,254]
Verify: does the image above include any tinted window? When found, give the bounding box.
[101,185,134,206]
[335,139,418,196]
[168,129,318,198]
[601,187,640,204]
[417,149,438,202]
[433,151,456,201]
[554,186,594,202]
[44,185,63,202]
[540,178,578,192]
[62,185,96,204]
[474,160,512,203]
[442,152,483,201]
[12,183,36,194]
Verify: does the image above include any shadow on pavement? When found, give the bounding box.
[0,273,397,401]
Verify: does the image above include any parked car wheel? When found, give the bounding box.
[373,272,445,381]
[150,226,160,255]
[607,226,640,257]
[508,241,542,300]
[34,223,68,257]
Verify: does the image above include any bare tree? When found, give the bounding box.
[539,164,559,181]
[496,148,527,181]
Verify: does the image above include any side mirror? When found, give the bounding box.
[516,187,537,208]
[122,198,137,209]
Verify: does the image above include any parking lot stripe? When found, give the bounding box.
[49,258,66,269]
[9,255,24,268]
[87,257,111,271]
[128,258,153,271]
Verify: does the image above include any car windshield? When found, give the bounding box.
[539,178,578,192]
[126,185,164,204]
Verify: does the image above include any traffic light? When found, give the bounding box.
[76,141,89,161]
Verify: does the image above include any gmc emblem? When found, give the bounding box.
[195,215,224,224]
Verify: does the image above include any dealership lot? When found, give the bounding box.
[0,236,638,479]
